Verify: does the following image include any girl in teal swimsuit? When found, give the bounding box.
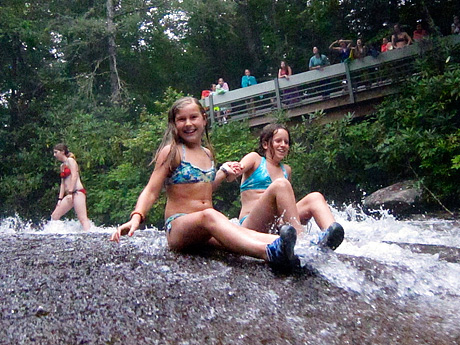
[111,97,299,268]
[236,123,344,250]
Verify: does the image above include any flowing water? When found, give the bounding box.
[1,207,459,344]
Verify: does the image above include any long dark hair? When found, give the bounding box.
[258,123,291,158]
[154,97,214,170]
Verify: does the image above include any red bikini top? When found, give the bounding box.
[60,167,71,178]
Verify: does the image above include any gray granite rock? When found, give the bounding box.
[363,180,423,215]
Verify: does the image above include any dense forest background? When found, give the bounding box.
[1,0,459,225]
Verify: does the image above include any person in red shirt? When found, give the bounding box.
[413,23,428,41]
[381,37,392,52]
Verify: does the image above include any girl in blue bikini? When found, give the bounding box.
[111,97,298,268]
[235,123,344,250]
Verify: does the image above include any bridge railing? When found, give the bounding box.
[203,35,460,125]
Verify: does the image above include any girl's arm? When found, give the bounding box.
[111,146,172,242]
[285,164,292,181]
[329,40,338,50]
[58,178,65,202]
[238,152,259,178]
[212,152,258,191]
[211,162,242,191]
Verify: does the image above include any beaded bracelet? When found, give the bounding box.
[130,211,145,223]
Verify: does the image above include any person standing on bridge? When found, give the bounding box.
[451,15,460,35]
[309,47,331,99]
[241,69,257,88]
[241,69,258,115]
[278,60,298,105]
[391,24,412,49]
[329,39,353,63]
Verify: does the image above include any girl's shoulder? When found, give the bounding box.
[156,144,181,168]
[202,147,213,160]
[282,163,292,176]
[240,151,261,172]
[243,151,261,162]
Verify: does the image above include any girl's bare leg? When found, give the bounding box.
[73,192,91,230]
[51,195,73,220]
[166,209,279,260]
[297,192,335,230]
[242,178,303,234]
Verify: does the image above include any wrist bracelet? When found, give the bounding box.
[130,211,145,223]
[219,165,230,178]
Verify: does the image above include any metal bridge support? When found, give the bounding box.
[344,62,355,104]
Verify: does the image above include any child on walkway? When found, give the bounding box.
[110,97,298,268]
[232,123,344,250]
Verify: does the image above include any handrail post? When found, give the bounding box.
[274,78,282,110]
[209,94,216,125]
[344,62,355,103]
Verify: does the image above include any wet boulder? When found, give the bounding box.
[363,180,423,215]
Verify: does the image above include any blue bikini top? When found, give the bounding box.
[165,144,216,185]
[240,157,288,192]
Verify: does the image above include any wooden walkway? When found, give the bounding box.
[203,35,460,127]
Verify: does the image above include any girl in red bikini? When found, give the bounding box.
[51,143,91,230]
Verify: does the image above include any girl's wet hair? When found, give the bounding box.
[154,97,214,170]
[258,123,291,158]
[54,143,76,159]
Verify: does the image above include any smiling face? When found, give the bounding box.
[263,128,290,162]
[174,102,207,145]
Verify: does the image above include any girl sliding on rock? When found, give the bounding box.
[110,97,298,269]
[229,123,344,250]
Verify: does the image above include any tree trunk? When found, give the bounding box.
[106,0,121,104]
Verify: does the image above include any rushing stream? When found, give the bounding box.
[1,207,459,344]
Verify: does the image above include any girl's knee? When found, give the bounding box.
[201,208,220,224]
[270,178,292,191]
[307,191,326,203]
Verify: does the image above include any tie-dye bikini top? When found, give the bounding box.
[165,144,216,185]
[240,157,288,192]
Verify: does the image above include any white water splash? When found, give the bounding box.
[0,216,115,235]
[292,205,460,311]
